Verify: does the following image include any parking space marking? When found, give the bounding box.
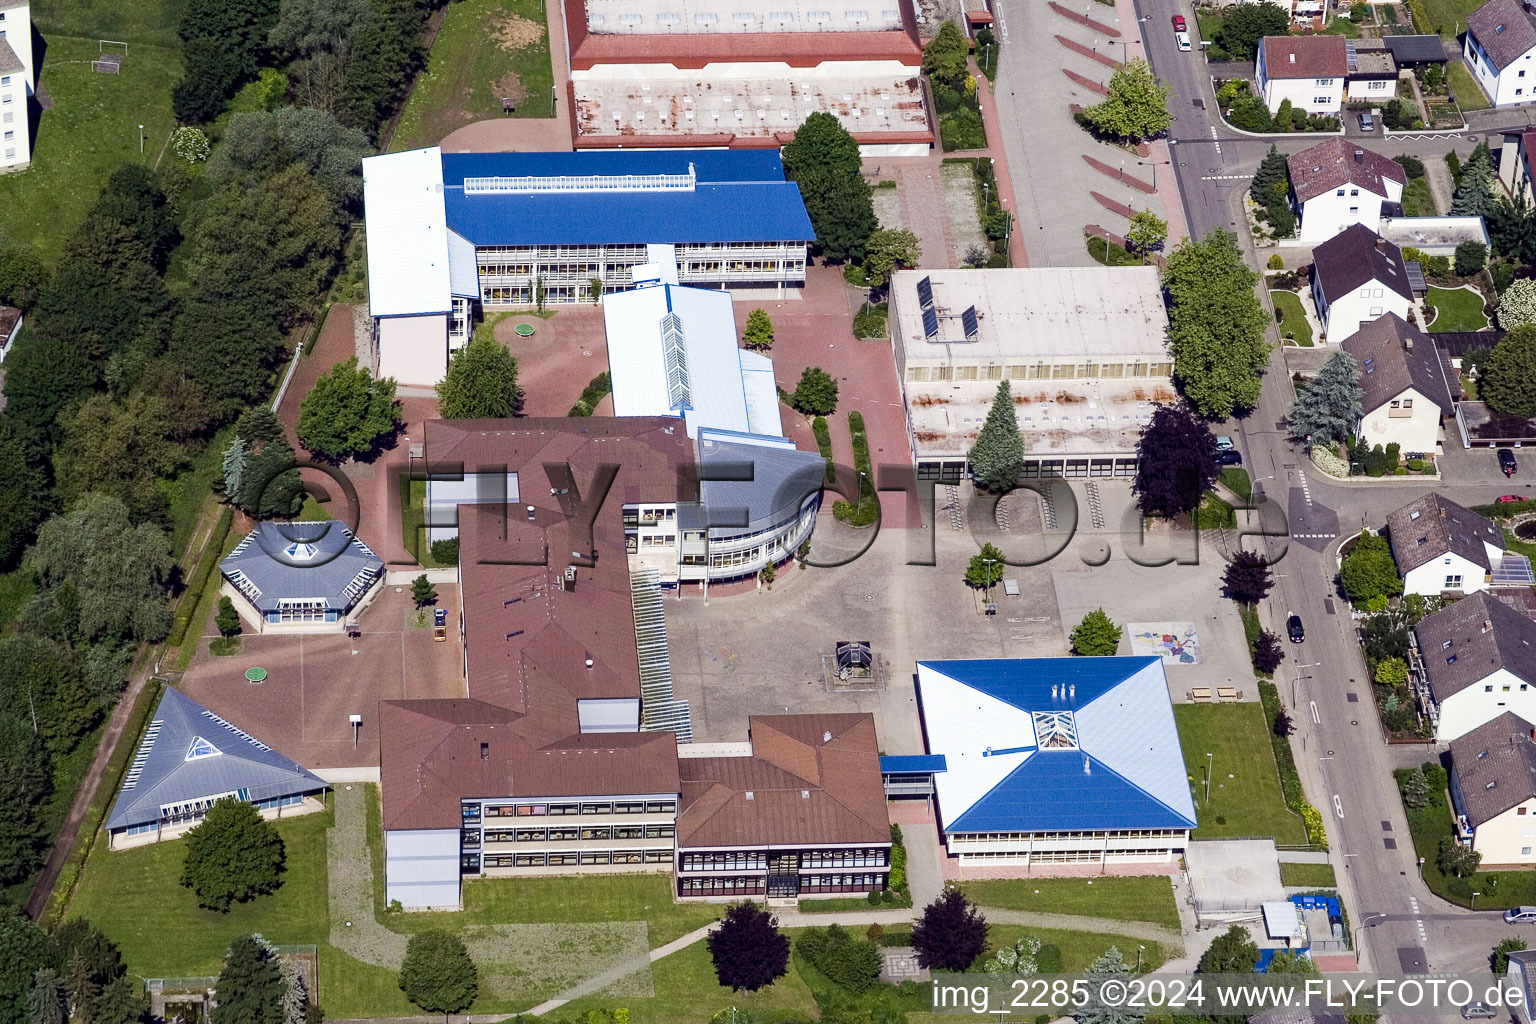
[1310,700,1320,724]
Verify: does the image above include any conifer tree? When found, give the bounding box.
[1288,350,1363,446]
[968,380,1025,493]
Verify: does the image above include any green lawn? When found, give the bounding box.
[1220,467,1252,503]
[32,0,182,47]
[1427,285,1490,332]
[1396,765,1536,909]
[961,877,1180,931]
[173,520,244,670]
[1197,14,1231,59]
[1420,0,1484,35]
[0,36,181,263]
[400,477,450,568]
[983,924,1170,972]
[1270,290,1314,346]
[1401,176,1438,217]
[390,0,555,151]
[1280,862,1338,887]
[1317,15,1360,36]
[1173,703,1309,845]
[1447,61,1491,110]
[1087,234,1143,267]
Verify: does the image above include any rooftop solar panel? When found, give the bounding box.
[916,275,934,311]
[922,306,939,339]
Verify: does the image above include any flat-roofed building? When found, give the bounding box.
[0,1,33,172]
[888,267,1173,482]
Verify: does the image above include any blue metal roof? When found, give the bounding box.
[880,754,949,773]
[221,521,384,615]
[915,657,1199,835]
[443,182,814,247]
[440,149,790,185]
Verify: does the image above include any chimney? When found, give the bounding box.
[1289,52,1296,63]
[1354,149,1364,164]
[1404,333,1413,350]
[526,504,536,521]
[584,653,594,669]
[1484,619,1495,633]
[745,790,754,800]
[1375,237,1385,252]
[1069,683,1076,700]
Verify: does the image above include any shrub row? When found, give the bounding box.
[167,507,235,648]
[1260,680,1327,849]
[567,371,612,417]
[833,411,879,526]
[812,416,837,485]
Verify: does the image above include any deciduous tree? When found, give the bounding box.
[965,542,1007,590]
[1339,531,1403,604]
[921,21,970,84]
[1267,951,1319,974]
[437,337,521,419]
[0,914,48,1024]
[862,229,922,287]
[1289,351,1363,446]
[173,0,281,123]
[781,111,864,181]
[742,309,774,351]
[1437,835,1481,878]
[1070,609,1122,656]
[790,366,839,416]
[798,172,878,263]
[1217,3,1289,58]
[1162,229,1270,417]
[1456,240,1488,276]
[1083,59,1171,142]
[181,798,287,912]
[1126,209,1168,256]
[399,930,478,1019]
[1254,630,1284,676]
[411,574,437,609]
[912,888,988,971]
[1132,405,1217,519]
[1199,925,1259,973]
[709,902,791,992]
[212,107,374,209]
[1499,278,1536,329]
[1484,324,1536,417]
[1495,938,1528,973]
[297,357,400,460]
[1223,550,1275,605]
[968,380,1025,493]
[217,597,243,640]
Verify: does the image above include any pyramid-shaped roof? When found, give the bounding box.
[106,687,325,831]
[915,657,1198,833]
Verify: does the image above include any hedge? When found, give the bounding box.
[812,416,837,485]
[167,507,235,648]
[1260,680,1327,849]
[833,411,878,526]
[567,371,613,417]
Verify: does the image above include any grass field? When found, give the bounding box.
[1280,862,1338,887]
[1270,290,1314,346]
[1174,703,1309,845]
[0,36,180,263]
[1220,467,1252,503]
[389,0,555,151]
[1448,61,1490,110]
[400,477,451,568]
[960,877,1180,931]
[1401,176,1438,216]
[1427,285,1490,332]
[1420,0,1482,35]
[1397,765,1536,909]
[1087,234,1142,267]
[32,0,182,48]
[983,924,1169,972]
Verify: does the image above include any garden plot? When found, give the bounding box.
[941,163,988,265]
[872,185,904,231]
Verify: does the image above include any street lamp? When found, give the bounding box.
[1136,945,1145,973]
[1205,752,1213,803]
[982,557,997,614]
[1137,159,1159,190]
[1473,891,1482,912]
[138,124,145,156]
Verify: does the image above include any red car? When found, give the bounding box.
[1498,494,1526,503]
[1172,13,1187,30]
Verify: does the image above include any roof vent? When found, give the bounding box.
[801,789,810,798]
[1489,780,1499,789]
[1083,754,1092,774]
[1355,149,1364,163]
[1051,684,1059,700]
[1290,52,1296,63]
[526,504,536,521]
[585,653,594,669]
[745,790,754,800]
[823,730,832,742]
[1485,619,1495,633]
[1069,683,1076,700]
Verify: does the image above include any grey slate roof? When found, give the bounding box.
[684,437,826,534]
[1340,313,1454,417]
[0,37,22,75]
[1312,223,1414,305]
[1450,711,1536,826]
[1468,0,1536,71]
[1415,591,1536,702]
[1385,493,1503,575]
[107,687,326,831]
[221,521,383,614]
[1383,34,1453,63]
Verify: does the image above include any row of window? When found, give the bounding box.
[949,829,1187,842]
[802,850,889,869]
[591,9,898,25]
[479,800,677,817]
[482,824,676,843]
[480,849,673,868]
[681,852,767,871]
[684,259,805,275]
[905,361,1172,383]
[679,877,767,894]
[802,875,885,890]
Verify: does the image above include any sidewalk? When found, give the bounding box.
[972,66,1030,267]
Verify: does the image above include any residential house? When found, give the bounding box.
[1465,0,1536,107]
[1508,949,1536,1024]
[1414,591,1536,742]
[106,687,328,849]
[913,656,1197,867]
[1500,128,1536,201]
[1340,313,1453,456]
[675,714,892,900]
[1287,139,1406,243]
[1255,35,1347,114]
[1385,494,1508,597]
[0,1,31,172]
[1447,712,1536,867]
[1311,224,1414,342]
[1346,45,1399,101]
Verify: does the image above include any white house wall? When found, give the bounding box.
[569,59,920,82]
[1297,179,1403,244]
[1465,32,1536,107]
[1255,46,1344,114]
[378,315,450,389]
[1347,76,1397,101]
[1471,797,1536,866]
[385,828,463,908]
[1402,551,1490,598]
[1317,280,1412,343]
[1355,386,1441,456]
[1437,668,1536,742]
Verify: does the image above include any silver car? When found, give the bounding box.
[1504,906,1536,923]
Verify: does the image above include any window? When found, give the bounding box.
[695,12,718,22]
[1349,207,1359,215]
[1314,96,1331,104]
[1521,807,1528,815]
[0,76,9,86]
[1337,189,1346,196]
[1446,575,1463,589]
[1525,847,1533,856]
[1403,398,1413,408]
[619,13,643,23]
[1316,77,1335,85]
[1488,685,1496,692]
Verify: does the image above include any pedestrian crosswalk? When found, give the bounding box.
[1200,173,1250,181]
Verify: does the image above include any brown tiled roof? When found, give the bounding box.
[564,0,923,70]
[1450,712,1536,826]
[676,714,891,849]
[1385,493,1503,575]
[1415,592,1536,702]
[1339,313,1453,417]
[1313,223,1413,305]
[1467,0,1536,71]
[1288,139,1406,204]
[1261,34,1347,79]
[0,306,18,338]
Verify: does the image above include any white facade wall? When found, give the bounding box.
[943,829,1190,865]
[1355,386,1442,455]
[583,0,901,34]
[0,3,31,89]
[1347,76,1397,100]
[1466,31,1536,107]
[0,3,30,173]
[1437,668,1536,742]
[1297,178,1404,244]
[377,314,449,388]
[1469,797,1536,865]
[1402,549,1495,599]
[568,58,919,81]
[385,828,463,908]
[1255,45,1344,114]
[1314,275,1412,342]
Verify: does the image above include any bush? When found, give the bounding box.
[852,302,888,339]
[1310,445,1349,478]
[1427,255,1452,278]
[430,537,460,565]
[940,107,987,151]
[796,925,884,993]
[1228,95,1274,132]
[1268,254,1284,270]
[1396,154,1426,179]
[567,371,613,417]
[1455,240,1488,276]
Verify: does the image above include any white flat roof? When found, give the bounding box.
[363,148,452,318]
[906,378,1174,457]
[891,267,1170,361]
[603,282,752,437]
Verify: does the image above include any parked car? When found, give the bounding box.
[1461,1002,1497,1020]
[434,608,447,627]
[1214,435,1235,452]
[1358,110,1375,131]
[1175,30,1191,50]
[1501,449,1519,477]
[1171,13,1187,30]
[1504,906,1536,923]
[1498,494,1525,503]
[1287,615,1305,643]
[1213,449,1243,467]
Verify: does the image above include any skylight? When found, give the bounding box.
[1032,710,1079,750]
[185,736,222,761]
[285,541,320,561]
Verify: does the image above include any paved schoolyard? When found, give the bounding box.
[178,585,467,770]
